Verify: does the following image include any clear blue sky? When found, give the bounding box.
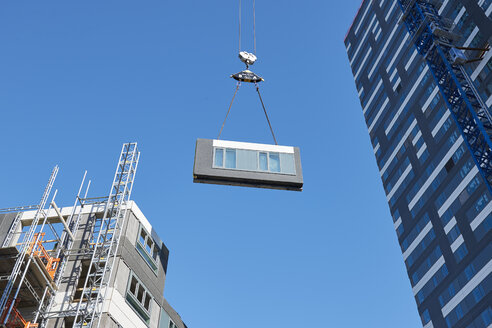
[0,1,422,327]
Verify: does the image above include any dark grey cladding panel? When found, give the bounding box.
[158,239,169,274]
[161,298,188,328]
[125,210,170,275]
[0,213,18,246]
[118,235,166,305]
[193,138,303,191]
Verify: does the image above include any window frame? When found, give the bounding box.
[125,271,153,325]
[212,147,295,175]
[136,225,160,274]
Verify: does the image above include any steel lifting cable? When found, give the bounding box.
[239,0,241,53]
[220,0,277,144]
[253,0,256,54]
[255,83,277,145]
[218,82,241,140]
[238,0,257,54]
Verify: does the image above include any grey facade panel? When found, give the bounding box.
[118,235,166,306]
[193,138,303,191]
[113,210,169,306]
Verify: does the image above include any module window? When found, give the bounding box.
[213,147,296,175]
[136,225,159,273]
[126,272,152,325]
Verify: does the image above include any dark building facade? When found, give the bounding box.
[344,0,491,327]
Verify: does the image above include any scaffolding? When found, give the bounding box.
[73,142,140,328]
[397,0,492,192]
[0,166,59,328]
[0,142,140,328]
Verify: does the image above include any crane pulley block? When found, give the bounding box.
[231,69,264,83]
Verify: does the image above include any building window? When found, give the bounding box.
[126,272,152,325]
[454,243,468,263]
[259,152,268,170]
[269,153,280,172]
[225,149,236,168]
[137,225,159,273]
[213,147,296,175]
[169,320,178,328]
[420,309,431,325]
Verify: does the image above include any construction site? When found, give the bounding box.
[4,0,491,326]
[0,1,303,327]
[0,143,187,328]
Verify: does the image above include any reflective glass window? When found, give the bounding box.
[225,149,236,168]
[214,148,224,167]
[421,309,431,325]
[455,243,468,263]
[213,147,295,175]
[237,149,258,171]
[280,153,295,174]
[269,153,280,172]
[259,152,268,171]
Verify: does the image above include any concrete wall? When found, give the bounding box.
[0,212,20,246]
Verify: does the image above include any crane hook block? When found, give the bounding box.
[231,70,264,83]
[239,51,257,66]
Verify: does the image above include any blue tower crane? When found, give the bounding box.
[396,0,492,193]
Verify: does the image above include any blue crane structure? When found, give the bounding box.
[396,0,492,193]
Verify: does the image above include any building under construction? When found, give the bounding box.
[0,143,187,328]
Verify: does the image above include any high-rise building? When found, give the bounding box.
[344,1,491,327]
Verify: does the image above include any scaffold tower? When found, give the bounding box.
[73,142,140,328]
[0,166,59,327]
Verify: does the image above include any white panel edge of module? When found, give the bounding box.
[213,139,294,154]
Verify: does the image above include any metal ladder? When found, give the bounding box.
[73,143,140,328]
[36,172,92,327]
[0,166,59,325]
[397,0,492,192]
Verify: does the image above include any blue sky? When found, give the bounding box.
[0,1,422,327]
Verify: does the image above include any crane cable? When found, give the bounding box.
[219,0,278,144]
[253,0,256,54]
[256,83,277,145]
[238,0,241,52]
[217,81,278,145]
[238,0,256,54]
[218,82,241,140]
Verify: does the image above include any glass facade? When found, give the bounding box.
[345,0,492,327]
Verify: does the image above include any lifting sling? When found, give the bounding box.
[217,0,278,145]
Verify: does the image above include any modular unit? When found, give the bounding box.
[193,139,303,191]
